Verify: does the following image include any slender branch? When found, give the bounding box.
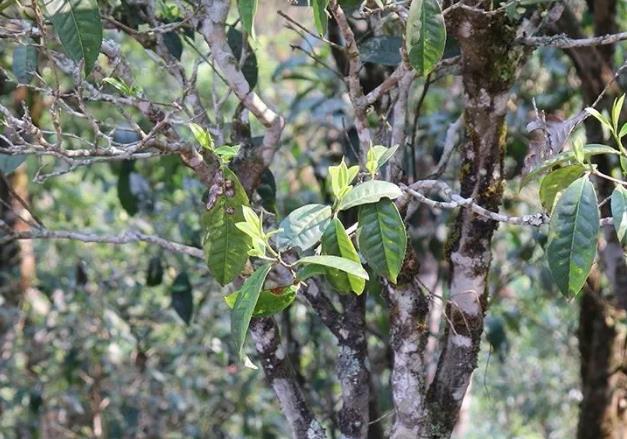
[301,281,344,339]
[365,63,413,106]
[519,31,627,48]
[328,0,371,155]
[428,114,463,179]
[278,10,345,51]
[401,181,613,227]
[199,0,284,168]
[0,224,204,259]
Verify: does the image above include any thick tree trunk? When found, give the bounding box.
[250,317,326,439]
[421,8,524,437]
[578,286,627,439]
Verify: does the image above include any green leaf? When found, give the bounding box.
[339,180,403,211]
[225,285,298,317]
[188,123,214,150]
[585,107,613,132]
[171,272,193,325]
[214,145,240,163]
[547,177,599,297]
[520,144,619,189]
[312,0,329,35]
[611,94,624,134]
[201,168,251,285]
[102,77,139,97]
[366,144,399,175]
[296,264,328,281]
[572,139,585,164]
[406,0,446,76]
[276,204,332,251]
[231,263,272,360]
[238,0,257,36]
[611,185,627,244]
[146,256,163,286]
[539,164,585,212]
[47,0,103,76]
[0,154,25,175]
[321,219,366,294]
[329,159,359,201]
[358,198,407,283]
[12,43,37,84]
[163,31,183,60]
[117,161,138,216]
[296,255,369,280]
[619,122,627,139]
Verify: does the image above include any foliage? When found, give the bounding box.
[0,0,626,437]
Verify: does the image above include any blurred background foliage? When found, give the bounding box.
[1,0,626,437]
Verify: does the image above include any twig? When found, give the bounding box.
[401,181,614,227]
[519,31,627,49]
[1,224,204,259]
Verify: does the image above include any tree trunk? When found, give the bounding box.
[552,3,627,437]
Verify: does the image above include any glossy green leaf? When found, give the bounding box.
[225,285,297,317]
[406,0,446,76]
[13,43,37,84]
[47,0,103,76]
[329,159,360,201]
[358,198,407,283]
[188,123,214,150]
[238,0,257,36]
[214,145,240,163]
[339,180,402,211]
[611,185,627,244]
[296,264,328,281]
[201,168,251,285]
[547,177,599,297]
[585,107,612,131]
[366,144,400,175]
[619,122,627,139]
[539,164,585,212]
[321,219,365,294]
[231,263,272,360]
[312,0,329,35]
[171,272,193,325]
[520,144,619,189]
[276,204,332,251]
[296,255,369,280]
[611,94,624,133]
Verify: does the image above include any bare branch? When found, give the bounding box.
[199,0,284,168]
[365,64,413,106]
[519,31,627,48]
[328,0,371,154]
[1,224,204,260]
[301,281,344,339]
[400,181,614,227]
